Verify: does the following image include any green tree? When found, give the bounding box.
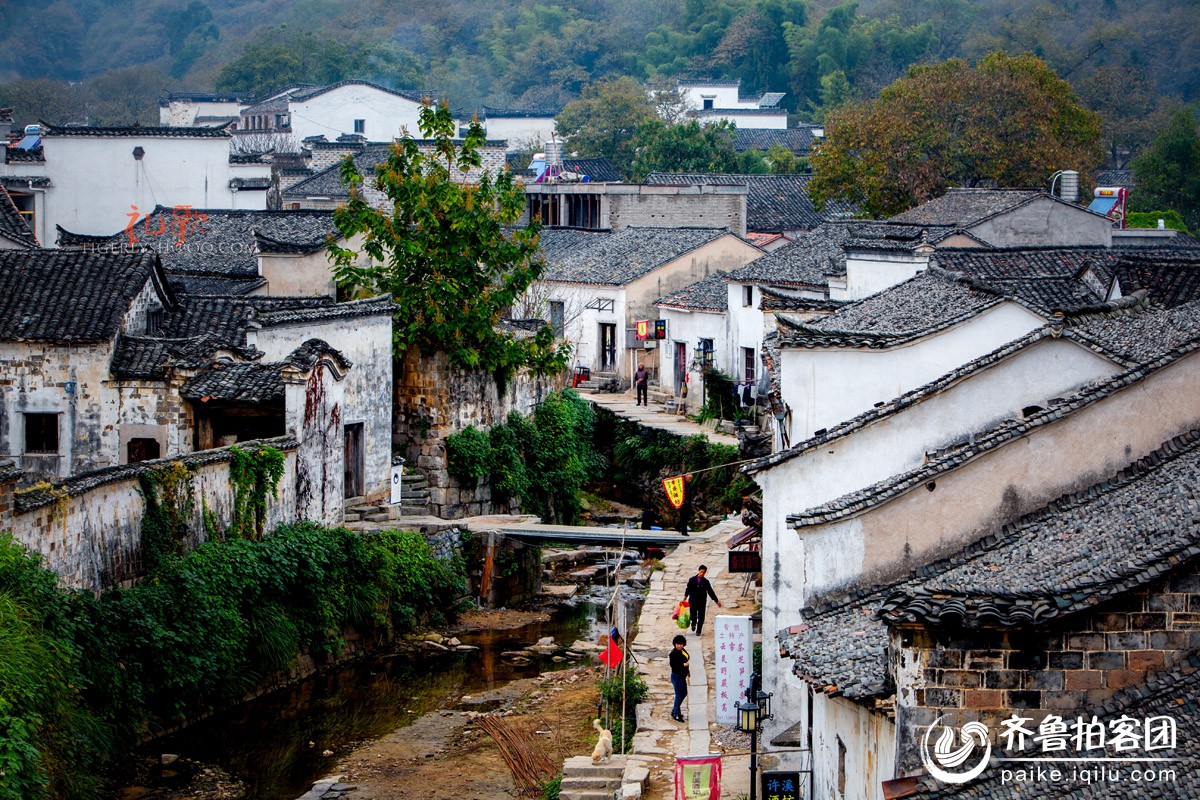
[329,102,568,381]
[556,77,659,179]
[809,52,1103,217]
[630,119,741,180]
[1130,107,1200,231]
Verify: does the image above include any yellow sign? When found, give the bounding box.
[636,320,650,340]
[663,475,685,509]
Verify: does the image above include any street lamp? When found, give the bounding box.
[737,672,773,800]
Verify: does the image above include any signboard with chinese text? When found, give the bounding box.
[713,615,752,724]
[728,550,761,573]
[663,476,685,509]
[762,770,802,800]
[674,755,721,800]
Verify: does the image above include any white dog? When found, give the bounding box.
[591,718,614,763]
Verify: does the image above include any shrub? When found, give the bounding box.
[446,425,492,480]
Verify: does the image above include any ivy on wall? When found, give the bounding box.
[228,444,286,540]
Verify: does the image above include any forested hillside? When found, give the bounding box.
[0,0,1196,128]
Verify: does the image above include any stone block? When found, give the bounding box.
[1148,594,1188,612]
[1026,671,1063,691]
[1172,612,1200,629]
[1107,631,1147,650]
[985,670,1022,690]
[1007,690,1040,709]
[1106,670,1144,690]
[1047,652,1084,670]
[1087,651,1126,670]
[1066,633,1106,650]
[923,688,961,708]
[1093,613,1129,631]
[939,670,983,689]
[964,689,1004,709]
[1064,670,1103,690]
[1127,650,1165,671]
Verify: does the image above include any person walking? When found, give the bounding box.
[634,363,649,406]
[683,565,721,636]
[669,634,690,722]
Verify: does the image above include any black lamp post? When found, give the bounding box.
[737,671,773,800]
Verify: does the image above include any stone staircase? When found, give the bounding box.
[577,370,623,392]
[559,755,651,800]
[342,474,431,524]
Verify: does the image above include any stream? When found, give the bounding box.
[122,574,647,800]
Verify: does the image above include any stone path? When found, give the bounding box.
[628,516,755,799]
[586,390,740,448]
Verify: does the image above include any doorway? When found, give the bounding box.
[674,341,687,391]
[344,423,364,498]
[599,323,617,371]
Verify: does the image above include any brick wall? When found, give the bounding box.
[394,348,564,518]
[892,566,1200,773]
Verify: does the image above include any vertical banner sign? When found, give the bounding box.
[714,615,753,724]
[390,463,404,505]
[663,476,685,509]
[636,320,650,340]
[674,755,722,800]
[655,319,668,339]
[761,771,801,800]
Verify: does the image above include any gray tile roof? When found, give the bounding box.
[726,223,854,288]
[181,339,350,404]
[1113,251,1200,307]
[780,428,1200,704]
[888,188,1044,227]
[481,105,561,118]
[654,272,730,311]
[732,128,817,156]
[0,184,36,246]
[95,207,338,281]
[642,173,858,232]
[785,337,1200,529]
[165,274,266,296]
[1064,297,1200,365]
[0,249,170,342]
[1095,168,1135,188]
[778,269,1008,347]
[539,227,733,285]
[879,427,1200,629]
[110,333,261,380]
[758,285,844,313]
[40,123,231,138]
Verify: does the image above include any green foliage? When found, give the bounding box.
[214,28,421,96]
[488,411,534,501]
[329,103,569,384]
[1125,210,1191,234]
[523,390,605,524]
[556,77,660,180]
[139,461,196,572]
[1130,107,1200,231]
[228,444,286,541]
[542,773,562,800]
[70,524,466,741]
[0,536,109,800]
[598,668,648,752]
[630,119,742,182]
[810,52,1104,217]
[445,426,493,481]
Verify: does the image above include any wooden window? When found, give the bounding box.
[742,347,756,382]
[24,413,58,453]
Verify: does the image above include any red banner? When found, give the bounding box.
[663,476,685,509]
[636,320,650,340]
[675,755,722,800]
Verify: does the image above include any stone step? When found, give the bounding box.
[559,789,617,800]
[562,756,627,779]
[561,775,622,792]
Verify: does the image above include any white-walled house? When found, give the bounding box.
[236,81,438,143]
[675,80,788,129]
[159,92,248,127]
[0,124,269,241]
[746,300,1200,800]
[653,272,730,394]
[532,227,762,383]
[479,107,558,150]
[888,188,1116,248]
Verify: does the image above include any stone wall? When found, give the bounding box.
[892,565,1200,773]
[0,437,300,591]
[393,348,565,518]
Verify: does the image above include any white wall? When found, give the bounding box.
[542,283,627,375]
[970,197,1113,247]
[290,85,424,142]
[657,307,726,393]
[695,110,788,129]
[252,312,394,500]
[483,117,556,150]
[774,337,1120,516]
[779,302,1047,441]
[160,99,244,127]
[810,694,896,800]
[29,135,268,236]
[841,251,930,301]
[727,281,764,379]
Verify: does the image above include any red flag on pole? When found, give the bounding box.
[598,637,624,668]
